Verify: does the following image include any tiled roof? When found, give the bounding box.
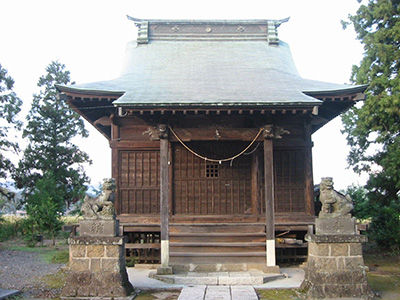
[57,19,366,108]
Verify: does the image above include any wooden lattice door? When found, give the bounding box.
[118,150,160,214]
[173,142,252,215]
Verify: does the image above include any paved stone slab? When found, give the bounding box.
[0,289,20,300]
[188,272,211,277]
[152,270,284,285]
[229,272,250,277]
[205,286,231,300]
[218,276,264,285]
[231,286,258,300]
[178,285,207,300]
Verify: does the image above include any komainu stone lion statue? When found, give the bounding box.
[319,177,353,218]
[81,178,116,220]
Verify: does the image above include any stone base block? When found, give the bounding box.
[305,237,374,300]
[261,265,280,273]
[316,217,356,235]
[157,266,173,275]
[61,236,133,299]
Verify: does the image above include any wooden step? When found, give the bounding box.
[170,252,265,257]
[171,242,265,247]
[169,223,266,264]
[170,223,265,233]
[170,252,265,265]
[169,232,265,237]
[170,235,266,243]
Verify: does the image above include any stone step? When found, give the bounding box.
[150,270,285,285]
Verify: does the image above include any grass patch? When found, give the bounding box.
[134,290,180,300]
[364,252,400,299]
[6,244,69,264]
[257,289,305,300]
[41,249,69,264]
[40,270,68,289]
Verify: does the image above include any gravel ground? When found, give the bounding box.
[0,247,66,299]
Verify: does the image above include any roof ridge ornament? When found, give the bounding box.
[127,16,289,44]
[267,17,289,45]
[127,16,148,44]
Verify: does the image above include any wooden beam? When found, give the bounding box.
[169,128,263,142]
[264,137,276,267]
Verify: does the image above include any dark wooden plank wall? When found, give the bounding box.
[274,149,306,213]
[173,143,252,215]
[119,150,160,214]
[116,145,309,216]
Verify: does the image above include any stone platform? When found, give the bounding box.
[150,270,285,285]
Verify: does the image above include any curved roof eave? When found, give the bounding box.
[303,84,368,96]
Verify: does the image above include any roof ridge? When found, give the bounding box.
[127,16,290,44]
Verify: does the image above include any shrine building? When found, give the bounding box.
[57,17,367,272]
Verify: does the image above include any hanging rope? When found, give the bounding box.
[168,125,264,163]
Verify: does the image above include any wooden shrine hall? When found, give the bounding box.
[57,17,367,272]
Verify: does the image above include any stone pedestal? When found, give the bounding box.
[61,236,134,299]
[79,219,119,237]
[305,219,374,299]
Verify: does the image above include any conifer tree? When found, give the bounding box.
[15,61,91,212]
[342,0,400,195]
[0,64,22,198]
[342,0,400,248]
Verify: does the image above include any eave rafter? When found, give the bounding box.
[116,107,315,117]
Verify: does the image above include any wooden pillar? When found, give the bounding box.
[251,151,260,215]
[304,123,315,216]
[263,125,278,271]
[264,137,276,267]
[158,125,172,274]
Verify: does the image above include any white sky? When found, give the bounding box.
[0,0,368,190]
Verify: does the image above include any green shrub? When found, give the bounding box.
[344,184,400,250]
[369,204,400,251]
[0,215,24,242]
[24,173,63,247]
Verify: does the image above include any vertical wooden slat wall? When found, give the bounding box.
[119,150,160,214]
[172,143,252,215]
[274,149,306,213]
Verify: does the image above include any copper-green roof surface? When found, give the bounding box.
[57,18,366,108]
